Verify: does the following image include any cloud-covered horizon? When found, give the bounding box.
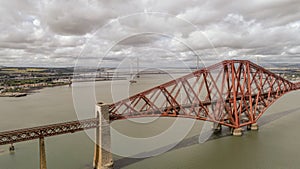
[0,0,299,67]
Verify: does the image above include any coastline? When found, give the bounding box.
[0,83,71,98]
[0,92,27,97]
[0,77,130,98]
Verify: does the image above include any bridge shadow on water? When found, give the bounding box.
[257,107,300,127]
[114,107,300,168]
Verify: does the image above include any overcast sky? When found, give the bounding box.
[0,0,300,67]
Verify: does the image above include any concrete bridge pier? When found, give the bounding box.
[247,123,259,131]
[232,123,258,136]
[39,137,47,169]
[9,143,15,152]
[250,123,259,130]
[232,128,243,136]
[93,103,113,169]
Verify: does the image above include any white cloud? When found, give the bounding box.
[288,46,300,54]
[0,0,299,67]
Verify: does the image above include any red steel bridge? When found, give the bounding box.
[0,60,299,168]
[109,60,299,130]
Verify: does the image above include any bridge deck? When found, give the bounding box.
[0,118,98,145]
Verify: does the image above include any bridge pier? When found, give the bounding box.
[9,143,15,152]
[93,103,113,169]
[232,128,243,136]
[39,137,47,169]
[232,123,258,136]
[250,123,259,131]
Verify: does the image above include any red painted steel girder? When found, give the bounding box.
[109,60,298,128]
[295,82,300,90]
[0,118,98,145]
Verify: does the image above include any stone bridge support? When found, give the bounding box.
[39,137,47,169]
[93,103,113,169]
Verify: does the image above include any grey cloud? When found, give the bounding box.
[0,0,300,67]
[0,42,28,50]
[102,57,124,62]
[118,34,162,46]
[42,0,116,35]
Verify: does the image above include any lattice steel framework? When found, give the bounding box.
[296,82,300,90]
[109,60,299,129]
[0,60,298,146]
[0,118,98,145]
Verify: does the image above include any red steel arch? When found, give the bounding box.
[109,60,299,129]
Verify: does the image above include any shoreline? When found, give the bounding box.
[0,83,70,98]
[0,92,27,97]
[0,78,124,98]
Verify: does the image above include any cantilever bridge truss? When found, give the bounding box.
[109,60,299,129]
[0,60,299,146]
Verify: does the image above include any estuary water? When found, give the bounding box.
[0,74,300,169]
